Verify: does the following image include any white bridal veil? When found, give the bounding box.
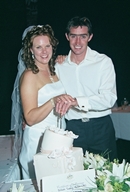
[11,26,34,158]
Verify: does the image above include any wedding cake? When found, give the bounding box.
[34,126,84,190]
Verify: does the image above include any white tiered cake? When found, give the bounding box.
[34,127,84,190]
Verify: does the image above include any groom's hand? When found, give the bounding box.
[55,55,67,64]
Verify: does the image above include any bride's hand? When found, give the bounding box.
[54,94,78,115]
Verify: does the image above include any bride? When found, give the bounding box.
[11,25,74,179]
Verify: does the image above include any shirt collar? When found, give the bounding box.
[84,46,94,61]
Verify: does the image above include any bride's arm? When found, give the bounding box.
[20,71,54,126]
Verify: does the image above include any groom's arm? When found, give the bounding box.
[55,55,67,64]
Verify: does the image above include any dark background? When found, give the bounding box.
[0,0,130,135]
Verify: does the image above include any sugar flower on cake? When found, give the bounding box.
[66,156,76,170]
[84,151,130,192]
[46,126,79,138]
[48,147,72,158]
[66,130,79,139]
[48,147,76,170]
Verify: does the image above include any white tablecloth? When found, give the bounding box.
[0,135,21,190]
[110,112,130,141]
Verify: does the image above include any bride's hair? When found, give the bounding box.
[22,25,59,75]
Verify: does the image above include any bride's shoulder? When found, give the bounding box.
[20,69,37,84]
[22,69,36,77]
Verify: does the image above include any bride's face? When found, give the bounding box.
[31,35,53,65]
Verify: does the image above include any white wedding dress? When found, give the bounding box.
[19,81,66,179]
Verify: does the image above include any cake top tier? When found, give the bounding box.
[41,126,78,152]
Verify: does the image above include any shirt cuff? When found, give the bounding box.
[76,96,91,111]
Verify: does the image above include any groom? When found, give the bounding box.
[55,16,117,161]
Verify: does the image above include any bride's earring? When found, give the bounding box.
[32,53,34,59]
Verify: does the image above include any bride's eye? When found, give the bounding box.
[36,46,41,49]
[46,44,51,48]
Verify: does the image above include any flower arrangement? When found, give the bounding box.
[83,151,130,192]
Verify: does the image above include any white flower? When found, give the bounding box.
[48,147,72,158]
[47,126,78,138]
[104,183,114,192]
[84,151,107,170]
[10,183,25,192]
[124,162,130,177]
[66,130,79,139]
[112,159,125,181]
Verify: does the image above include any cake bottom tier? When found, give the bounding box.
[34,147,83,190]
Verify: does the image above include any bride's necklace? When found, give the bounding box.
[37,64,54,83]
[47,68,54,83]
